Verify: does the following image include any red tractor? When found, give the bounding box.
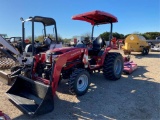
[6,10,124,116]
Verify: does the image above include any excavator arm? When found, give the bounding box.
[0,36,22,84]
[0,36,20,55]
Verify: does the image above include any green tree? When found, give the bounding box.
[142,32,160,39]
[124,32,160,39]
[100,32,110,41]
[100,32,125,41]
[35,34,64,43]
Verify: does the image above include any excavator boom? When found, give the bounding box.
[0,36,21,84]
[0,36,20,55]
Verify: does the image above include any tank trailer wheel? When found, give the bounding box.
[142,48,147,55]
[103,52,123,80]
[68,68,90,96]
[146,48,149,55]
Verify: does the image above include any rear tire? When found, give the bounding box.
[103,52,123,80]
[68,68,90,96]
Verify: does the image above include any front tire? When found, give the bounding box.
[103,52,123,80]
[68,68,90,96]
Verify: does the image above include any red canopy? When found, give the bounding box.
[72,10,118,25]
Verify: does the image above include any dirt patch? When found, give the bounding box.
[0,50,160,120]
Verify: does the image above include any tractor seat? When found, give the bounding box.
[88,37,106,56]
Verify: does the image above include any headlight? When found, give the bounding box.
[46,51,52,62]
[46,54,51,62]
[46,54,58,62]
[46,51,60,62]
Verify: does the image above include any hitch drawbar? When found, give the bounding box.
[6,75,54,116]
[0,67,21,85]
[0,71,12,85]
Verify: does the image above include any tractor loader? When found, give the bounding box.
[6,10,124,116]
[0,16,62,84]
[122,34,150,55]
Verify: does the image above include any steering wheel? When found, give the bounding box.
[34,43,40,48]
[81,39,91,45]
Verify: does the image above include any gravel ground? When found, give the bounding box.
[0,50,160,120]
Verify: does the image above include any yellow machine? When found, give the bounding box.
[122,34,150,55]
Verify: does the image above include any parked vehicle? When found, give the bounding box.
[6,10,124,116]
[156,36,160,40]
[122,34,150,55]
[0,16,62,84]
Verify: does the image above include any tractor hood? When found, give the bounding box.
[48,47,79,54]
[45,47,84,62]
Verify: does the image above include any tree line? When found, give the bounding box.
[26,32,160,44]
[100,32,160,41]
[26,34,64,43]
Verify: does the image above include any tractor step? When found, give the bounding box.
[90,65,100,69]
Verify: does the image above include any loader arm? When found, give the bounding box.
[0,36,20,55]
[51,48,87,94]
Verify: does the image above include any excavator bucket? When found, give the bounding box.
[6,75,54,116]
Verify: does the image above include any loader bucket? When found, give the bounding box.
[6,75,54,116]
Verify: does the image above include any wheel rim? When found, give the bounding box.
[114,59,122,75]
[77,74,88,92]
